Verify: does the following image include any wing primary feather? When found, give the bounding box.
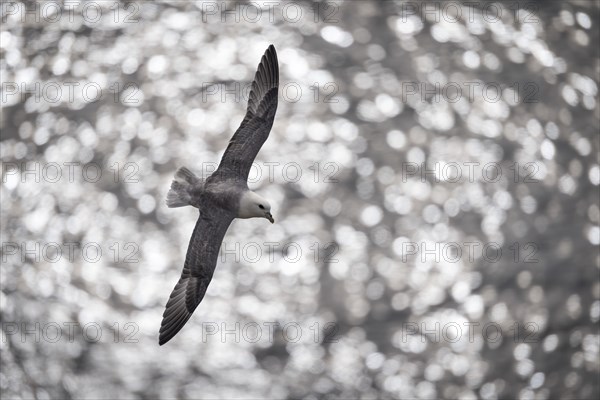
[247,44,278,118]
[161,304,191,331]
[213,45,280,181]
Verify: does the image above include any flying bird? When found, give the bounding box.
[159,45,279,345]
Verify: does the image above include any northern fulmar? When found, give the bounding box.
[159,45,279,345]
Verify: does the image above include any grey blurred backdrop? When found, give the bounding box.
[1,1,599,399]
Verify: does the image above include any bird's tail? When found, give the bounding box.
[166,167,200,208]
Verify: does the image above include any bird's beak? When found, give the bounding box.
[265,212,274,223]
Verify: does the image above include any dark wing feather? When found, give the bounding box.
[213,45,279,182]
[158,209,234,345]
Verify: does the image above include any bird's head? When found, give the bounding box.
[239,191,274,223]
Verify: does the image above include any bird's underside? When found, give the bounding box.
[159,45,279,345]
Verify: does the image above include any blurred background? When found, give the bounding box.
[1,1,599,399]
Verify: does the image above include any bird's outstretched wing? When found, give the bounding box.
[159,208,234,345]
[213,45,279,182]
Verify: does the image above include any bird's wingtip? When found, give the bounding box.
[158,334,169,346]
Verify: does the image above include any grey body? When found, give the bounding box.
[159,45,279,345]
[166,167,244,211]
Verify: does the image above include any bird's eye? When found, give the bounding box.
[259,204,264,209]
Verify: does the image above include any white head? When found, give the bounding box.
[238,191,274,223]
